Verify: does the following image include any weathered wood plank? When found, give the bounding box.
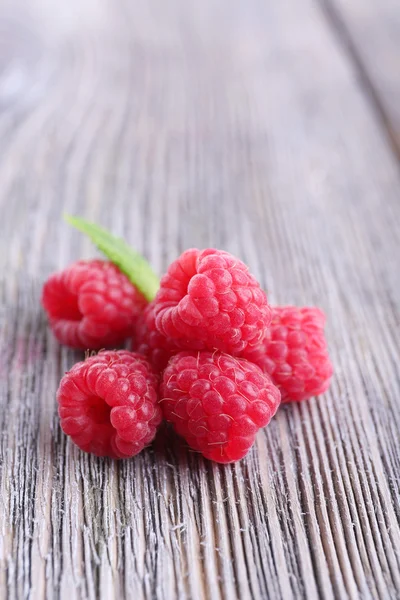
[0,0,399,599]
[320,0,400,155]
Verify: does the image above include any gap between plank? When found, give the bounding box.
[317,0,400,164]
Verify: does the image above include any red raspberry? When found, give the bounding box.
[133,301,204,371]
[244,306,333,402]
[57,350,162,458]
[160,351,281,463]
[153,249,271,356]
[42,260,147,349]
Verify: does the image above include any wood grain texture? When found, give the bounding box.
[0,0,399,599]
[321,0,400,155]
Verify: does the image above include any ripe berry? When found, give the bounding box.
[160,351,281,463]
[153,249,271,356]
[244,306,333,402]
[57,350,162,458]
[133,301,203,372]
[42,260,147,349]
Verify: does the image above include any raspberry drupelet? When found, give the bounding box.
[244,306,333,402]
[160,351,281,463]
[57,350,162,458]
[133,301,204,372]
[42,260,147,349]
[153,249,272,356]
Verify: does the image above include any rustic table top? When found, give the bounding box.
[0,0,399,598]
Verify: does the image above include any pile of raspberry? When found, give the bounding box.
[43,226,333,464]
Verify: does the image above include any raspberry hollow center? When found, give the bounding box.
[86,396,112,425]
[63,294,83,321]
[54,290,83,321]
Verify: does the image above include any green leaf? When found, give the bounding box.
[65,215,160,301]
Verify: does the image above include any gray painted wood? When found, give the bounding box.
[0,0,399,598]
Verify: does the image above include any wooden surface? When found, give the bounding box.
[0,0,399,598]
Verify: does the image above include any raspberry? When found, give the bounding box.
[160,351,281,463]
[57,350,162,458]
[244,306,333,402]
[42,260,147,349]
[154,249,272,356]
[133,301,204,371]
